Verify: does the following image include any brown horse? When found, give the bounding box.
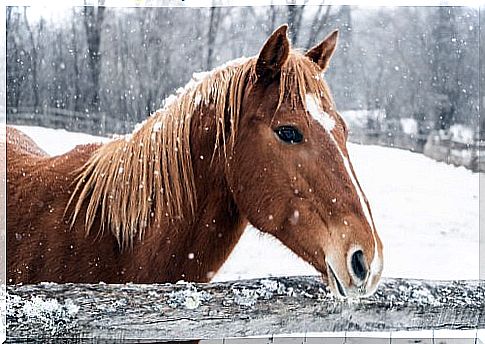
[7,25,383,298]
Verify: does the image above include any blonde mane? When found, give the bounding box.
[69,52,334,249]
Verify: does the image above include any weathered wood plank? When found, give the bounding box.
[5,277,484,342]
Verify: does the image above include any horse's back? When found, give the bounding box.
[6,126,52,207]
[6,127,110,284]
[7,126,49,158]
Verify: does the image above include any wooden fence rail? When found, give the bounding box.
[5,276,484,342]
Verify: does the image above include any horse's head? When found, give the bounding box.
[227,25,383,298]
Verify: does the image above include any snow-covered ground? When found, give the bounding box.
[12,125,480,281]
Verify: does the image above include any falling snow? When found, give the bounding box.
[14,126,479,283]
[289,210,300,226]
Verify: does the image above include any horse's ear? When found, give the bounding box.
[305,30,339,72]
[256,24,290,80]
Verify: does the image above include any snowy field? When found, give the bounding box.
[12,125,480,281]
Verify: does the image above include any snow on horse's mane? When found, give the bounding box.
[125,56,252,139]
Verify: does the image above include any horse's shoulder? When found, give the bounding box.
[7,137,102,193]
[39,143,101,175]
[63,142,102,163]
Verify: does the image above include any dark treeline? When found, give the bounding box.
[6,5,479,135]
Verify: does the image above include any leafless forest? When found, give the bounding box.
[6,5,480,139]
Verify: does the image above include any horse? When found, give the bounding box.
[7,25,383,298]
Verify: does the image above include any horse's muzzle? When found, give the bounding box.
[324,260,377,299]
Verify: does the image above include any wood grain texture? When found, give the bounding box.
[6,277,484,342]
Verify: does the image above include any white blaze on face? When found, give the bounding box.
[305,93,382,279]
[305,94,335,132]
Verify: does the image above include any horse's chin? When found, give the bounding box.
[322,264,377,299]
[322,263,353,299]
[320,270,346,299]
[324,264,349,299]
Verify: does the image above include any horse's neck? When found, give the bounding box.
[125,103,248,283]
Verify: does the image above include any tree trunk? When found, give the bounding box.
[267,4,278,36]
[287,3,306,46]
[118,17,129,124]
[6,8,20,110]
[71,8,82,113]
[206,6,221,70]
[479,6,485,142]
[82,4,105,113]
[305,4,333,49]
[23,8,40,110]
[430,7,458,131]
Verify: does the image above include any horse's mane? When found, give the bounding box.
[69,51,334,249]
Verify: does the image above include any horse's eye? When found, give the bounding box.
[274,126,303,144]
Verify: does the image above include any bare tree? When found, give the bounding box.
[23,7,41,110]
[207,6,223,70]
[70,8,82,112]
[266,4,278,36]
[5,5,478,138]
[6,7,12,33]
[430,7,460,130]
[305,4,334,49]
[117,16,129,121]
[7,8,31,110]
[82,3,105,112]
[6,7,19,109]
[286,1,307,45]
[480,5,485,141]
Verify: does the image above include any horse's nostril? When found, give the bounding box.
[351,250,367,281]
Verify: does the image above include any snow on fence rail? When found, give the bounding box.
[6,276,484,342]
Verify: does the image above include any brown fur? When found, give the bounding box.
[7,26,383,296]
